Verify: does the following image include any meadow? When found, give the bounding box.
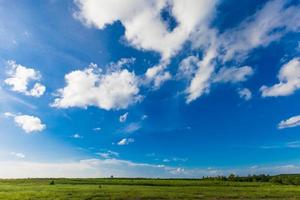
[1,177,300,199]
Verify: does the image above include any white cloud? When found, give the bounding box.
[261,57,300,97]
[4,113,46,133]
[4,60,46,97]
[119,112,128,123]
[163,157,187,163]
[213,66,254,83]
[52,62,141,110]
[177,56,199,80]
[123,122,141,133]
[4,112,15,118]
[219,0,300,62]
[145,63,172,89]
[74,0,300,102]
[72,133,82,139]
[96,150,119,159]
[93,127,101,131]
[185,50,216,103]
[238,88,252,101]
[10,152,26,159]
[278,115,300,129]
[286,141,300,148]
[74,0,217,61]
[180,55,253,103]
[1,158,300,178]
[183,0,300,103]
[118,138,134,146]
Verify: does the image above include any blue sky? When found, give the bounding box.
[0,0,300,178]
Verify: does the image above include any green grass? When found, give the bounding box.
[0,178,300,199]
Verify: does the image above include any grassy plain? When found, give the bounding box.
[0,178,300,199]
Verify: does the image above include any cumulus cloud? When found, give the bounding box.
[118,138,134,146]
[52,62,141,110]
[4,112,45,133]
[119,112,128,123]
[74,0,300,102]
[261,57,300,97]
[238,88,252,101]
[278,115,300,129]
[4,60,46,97]
[74,0,217,61]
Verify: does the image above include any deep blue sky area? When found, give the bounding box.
[0,0,300,178]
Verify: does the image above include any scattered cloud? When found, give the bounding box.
[261,57,300,97]
[238,88,252,101]
[122,122,141,133]
[141,115,148,120]
[286,141,300,148]
[117,138,134,146]
[260,141,300,149]
[179,56,254,103]
[1,158,300,178]
[4,112,45,133]
[96,150,119,159]
[218,0,300,62]
[183,53,216,103]
[93,127,101,131]
[213,66,254,84]
[278,115,300,129]
[184,0,300,102]
[74,0,217,61]
[10,152,26,159]
[72,133,82,139]
[4,60,46,97]
[52,62,141,110]
[145,64,172,89]
[163,157,188,163]
[119,112,128,123]
[74,0,300,102]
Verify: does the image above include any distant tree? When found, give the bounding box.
[228,174,236,181]
[49,180,55,185]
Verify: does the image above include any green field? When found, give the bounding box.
[1,178,300,200]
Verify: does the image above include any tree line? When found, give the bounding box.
[201,174,300,185]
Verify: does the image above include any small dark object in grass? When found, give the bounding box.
[49,180,55,185]
[99,185,102,189]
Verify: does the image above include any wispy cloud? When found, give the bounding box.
[119,112,128,123]
[278,115,300,129]
[96,150,119,159]
[117,138,134,146]
[10,152,26,159]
